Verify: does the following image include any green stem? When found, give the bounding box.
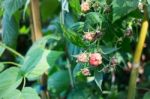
[0,43,24,60]
[1,62,22,67]
[22,77,26,90]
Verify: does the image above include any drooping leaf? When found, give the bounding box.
[2,0,26,17]
[2,13,19,48]
[0,67,23,98]
[48,70,70,93]
[94,71,103,91]
[61,25,86,47]
[112,0,138,22]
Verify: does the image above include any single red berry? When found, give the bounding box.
[89,53,102,66]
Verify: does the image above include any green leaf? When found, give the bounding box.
[48,70,70,93]
[41,0,60,22]
[94,71,103,91]
[69,0,81,15]
[0,67,23,98]
[67,88,97,99]
[21,36,60,80]
[0,63,4,72]
[73,63,84,77]
[85,12,101,26]
[70,22,84,33]
[2,13,18,48]
[112,0,138,22]
[100,46,118,54]
[148,0,150,4]
[47,51,64,66]
[0,45,5,56]
[3,89,21,99]
[2,0,26,17]
[3,87,40,99]
[21,87,40,99]
[143,91,150,99]
[61,25,86,47]
[26,49,50,80]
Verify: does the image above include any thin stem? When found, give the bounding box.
[22,77,26,90]
[0,43,24,60]
[66,59,74,88]
[1,62,21,67]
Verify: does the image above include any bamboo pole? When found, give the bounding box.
[127,6,149,99]
[30,0,49,99]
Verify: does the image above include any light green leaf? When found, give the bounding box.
[3,87,40,99]
[48,70,70,93]
[94,71,103,91]
[148,0,150,4]
[47,51,64,66]
[2,13,18,48]
[112,0,138,22]
[0,67,23,98]
[21,87,40,99]
[21,36,60,80]
[3,89,21,99]
[0,45,5,56]
[26,49,50,80]
[2,0,26,17]
[143,91,150,99]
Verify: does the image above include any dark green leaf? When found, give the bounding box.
[94,71,103,91]
[70,22,84,33]
[2,13,18,48]
[69,0,81,15]
[41,0,60,22]
[0,67,23,98]
[48,70,70,93]
[85,12,101,26]
[112,0,138,22]
[100,46,118,54]
[61,25,86,47]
